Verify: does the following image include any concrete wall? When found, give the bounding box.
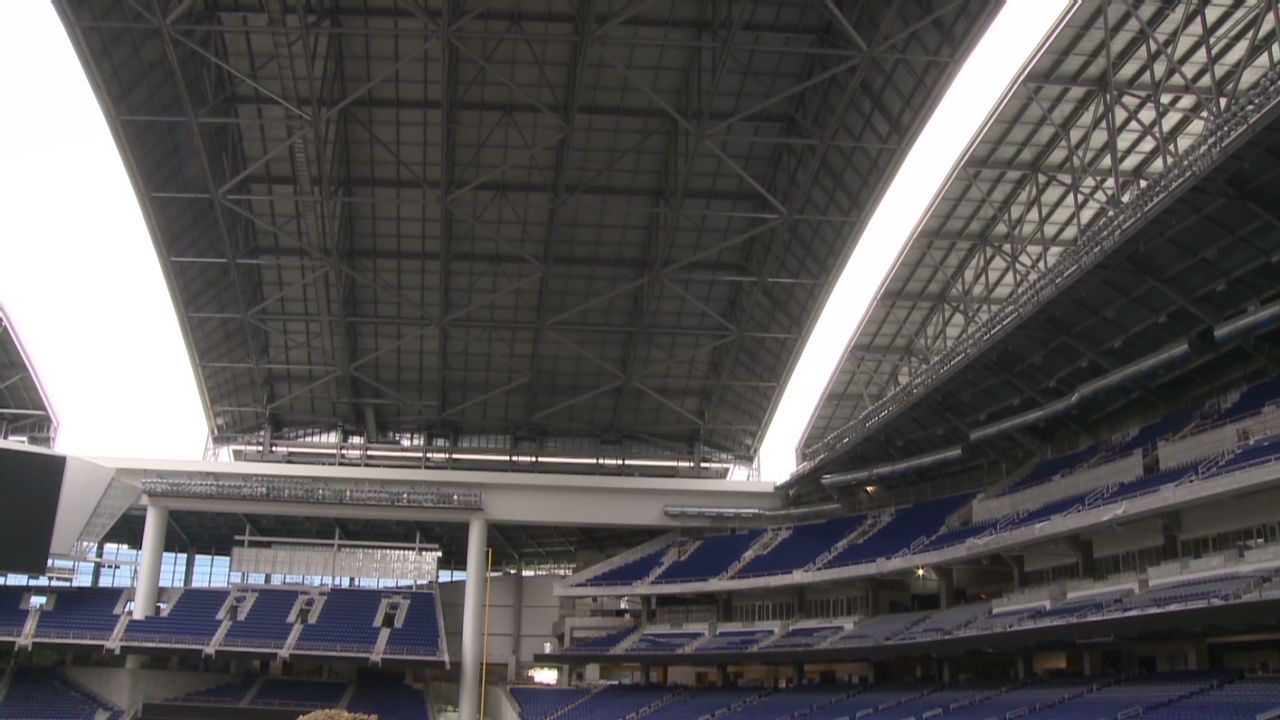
[65,667,230,710]
[1180,487,1280,538]
[441,574,562,681]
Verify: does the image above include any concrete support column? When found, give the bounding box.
[183,549,197,588]
[90,543,103,587]
[1082,651,1093,676]
[792,661,804,686]
[718,664,730,687]
[133,504,168,620]
[509,562,524,681]
[641,596,653,627]
[459,517,488,720]
[936,567,955,610]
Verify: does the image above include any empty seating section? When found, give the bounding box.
[564,626,634,653]
[295,589,383,654]
[582,546,672,586]
[735,516,865,577]
[763,625,841,650]
[1120,574,1259,612]
[384,591,443,658]
[655,531,763,583]
[1222,375,1280,420]
[831,612,928,647]
[960,605,1041,635]
[511,687,591,720]
[252,678,348,709]
[1142,676,1280,719]
[625,631,702,653]
[1033,589,1132,623]
[1024,675,1216,718]
[879,686,999,720]
[642,688,757,720]
[123,589,227,645]
[0,588,28,637]
[804,685,931,720]
[0,669,121,720]
[1006,443,1100,493]
[221,589,299,649]
[944,679,1096,719]
[34,588,123,641]
[825,495,972,568]
[692,629,774,653]
[171,674,260,704]
[897,603,989,642]
[552,686,675,720]
[717,687,847,720]
[346,676,430,720]
[1215,435,1280,475]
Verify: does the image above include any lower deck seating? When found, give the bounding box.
[717,687,848,720]
[641,688,758,720]
[1141,675,1280,719]
[511,687,591,720]
[346,675,431,720]
[943,678,1099,719]
[553,685,677,720]
[804,685,933,720]
[251,678,349,709]
[169,674,260,705]
[0,668,122,720]
[1023,675,1219,718]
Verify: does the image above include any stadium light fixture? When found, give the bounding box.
[757,0,1074,484]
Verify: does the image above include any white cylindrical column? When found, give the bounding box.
[458,516,488,720]
[132,504,168,620]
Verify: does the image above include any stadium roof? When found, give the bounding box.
[57,0,999,471]
[791,1,1280,495]
[56,1,1280,492]
[0,305,57,446]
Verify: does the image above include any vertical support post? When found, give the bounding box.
[183,549,197,588]
[510,561,524,681]
[459,516,488,720]
[133,504,169,620]
[936,567,955,610]
[90,543,103,587]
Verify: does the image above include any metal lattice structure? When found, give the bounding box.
[806,1,1280,470]
[58,0,996,471]
[0,305,57,446]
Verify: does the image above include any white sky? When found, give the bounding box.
[0,1,1065,472]
[0,2,207,460]
[758,0,1072,484]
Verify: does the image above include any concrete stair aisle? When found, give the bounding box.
[807,511,892,570]
[724,528,794,579]
[642,541,699,584]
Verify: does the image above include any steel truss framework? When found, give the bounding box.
[58,0,995,468]
[806,1,1280,469]
[0,306,57,445]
